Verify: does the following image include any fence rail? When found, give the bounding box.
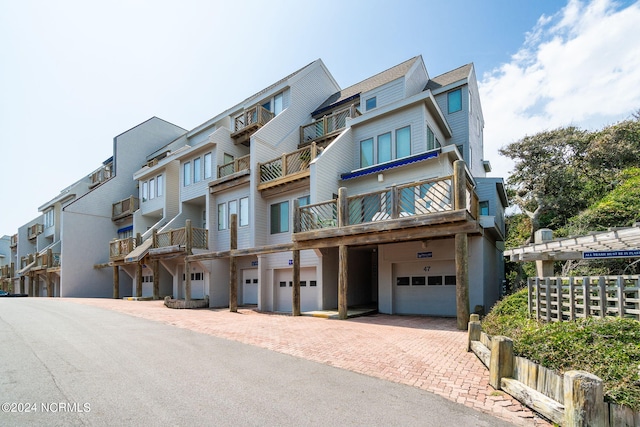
[112,196,139,219]
[258,143,320,184]
[528,275,640,322]
[295,174,476,233]
[300,105,359,144]
[233,105,274,133]
[90,161,113,188]
[218,154,250,178]
[110,237,137,259]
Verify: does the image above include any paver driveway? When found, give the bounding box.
[66,298,551,426]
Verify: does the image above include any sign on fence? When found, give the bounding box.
[583,249,640,259]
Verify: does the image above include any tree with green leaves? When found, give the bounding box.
[499,126,590,243]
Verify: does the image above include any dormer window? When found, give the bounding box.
[365,96,377,111]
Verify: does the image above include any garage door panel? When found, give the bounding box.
[393,261,456,316]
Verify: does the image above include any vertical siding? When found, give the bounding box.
[434,86,469,161]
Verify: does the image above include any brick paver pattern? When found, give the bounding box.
[66,299,551,426]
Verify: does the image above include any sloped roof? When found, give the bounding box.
[425,63,473,92]
[312,56,420,115]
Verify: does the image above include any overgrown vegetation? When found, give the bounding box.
[501,112,640,285]
[483,290,640,410]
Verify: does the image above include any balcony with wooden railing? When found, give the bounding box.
[257,143,321,192]
[218,154,251,179]
[89,161,113,188]
[1,264,13,279]
[300,105,360,147]
[112,196,139,221]
[292,162,479,248]
[153,223,208,252]
[231,105,275,145]
[27,224,44,241]
[10,234,17,248]
[32,250,61,271]
[109,237,137,261]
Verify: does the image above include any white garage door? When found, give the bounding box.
[242,268,258,305]
[275,267,317,312]
[393,261,456,316]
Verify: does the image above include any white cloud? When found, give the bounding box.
[480,0,640,177]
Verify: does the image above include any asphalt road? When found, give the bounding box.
[0,299,515,426]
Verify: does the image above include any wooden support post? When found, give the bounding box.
[534,229,554,277]
[489,336,514,390]
[467,314,481,352]
[292,249,301,316]
[184,259,191,302]
[338,245,348,320]
[152,260,160,300]
[527,278,533,317]
[135,263,143,297]
[229,213,237,312]
[563,370,604,427]
[185,219,192,255]
[113,266,120,299]
[337,187,348,227]
[390,185,399,219]
[44,273,51,297]
[453,160,466,211]
[455,232,470,330]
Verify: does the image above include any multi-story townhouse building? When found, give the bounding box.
[109,59,340,303]
[5,55,505,322]
[7,117,186,298]
[185,55,507,318]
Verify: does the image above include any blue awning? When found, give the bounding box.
[341,150,439,180]
[117,225,133,234]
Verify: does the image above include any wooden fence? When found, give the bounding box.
[468,315,640,426]
[528,276,640,322]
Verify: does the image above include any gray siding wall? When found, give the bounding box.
[60,118,185,296]
[476,178,506,235]
[361,77,405,112]
[351,105,425,171]
[434,85,470,162]
[404,60,429,98]
[310,129,353,204]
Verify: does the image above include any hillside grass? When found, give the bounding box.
[482,289,640,410]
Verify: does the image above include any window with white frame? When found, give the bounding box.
[193,157,201,183]
[270,201,289,234]
[44,209,54,228]
[149,178,155,200]
[218,202,227,230]
[229,200,237,224]
[273,92,283,115]
[204,152,212,179]
[239,197,249,227]
[427,126,438,151]
[183,162,191,186]
[365,96,377,111]
[142,181,149,201]
[157,174,163,197]
[359,126,412,167]
[448,89,462,114]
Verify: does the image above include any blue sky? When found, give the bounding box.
[1,0,639,235]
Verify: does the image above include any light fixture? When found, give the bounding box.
[378,173,384,182]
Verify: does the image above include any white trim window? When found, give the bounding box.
[183,162,192,186]
[149,178,155,200]
[359,125,411,167]
[157,174,163,197]
[204,152,212,179]
[270,201,289,234]
[218,202,227,230]
[193,157,201,183]
[44,209,54,228]
[239,197,249,227]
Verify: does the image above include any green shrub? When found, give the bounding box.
[482,291,640,410]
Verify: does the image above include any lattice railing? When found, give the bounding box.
[90,162,113,187]
[300,105,359,144]
[234,105,274,133]
[155,228,186,247]
[112,196,139,219]
[347,190,392,225]
[28,224,44,240]
[192,228,208,249]
[110,237,136,258]
[298,200,338,232]
[218,154,250,178]
[259,144,319,184]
